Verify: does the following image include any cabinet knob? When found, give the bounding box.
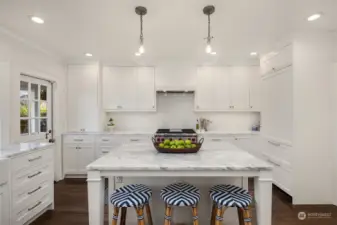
[250,106,253,108]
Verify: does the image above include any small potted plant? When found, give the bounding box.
[107,118,115,132]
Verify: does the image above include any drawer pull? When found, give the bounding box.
[102,150,110,153]
[211,139,222,142]
[28,171,42,179]
[130,139,139,142]
[268,140,281,146]
[102,139,110,142]
[267,159,281,167]
[74,139,83,142]
[28,201,42,211]
[28,156,42,162]
[28,186,42,195]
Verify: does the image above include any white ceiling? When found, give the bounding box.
[0,0,336,66]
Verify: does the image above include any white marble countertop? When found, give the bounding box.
[0,142,54,158]
[87,142,272,171]
[63,131,154,135]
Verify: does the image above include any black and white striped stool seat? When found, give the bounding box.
[210,184,252,208]
[110,184,152,207]
[160,183,200,207]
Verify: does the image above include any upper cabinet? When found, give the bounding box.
[102,67,156,111]
[67,65,100,131]
[195,67,261,111]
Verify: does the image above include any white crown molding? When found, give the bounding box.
[0,25,66,64]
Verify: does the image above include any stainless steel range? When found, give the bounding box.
[154,129,198,143]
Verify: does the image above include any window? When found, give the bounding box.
[20,75,51,139]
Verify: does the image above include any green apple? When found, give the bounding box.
[170,141,175,146]
[164,145,170,149]
[191,144,197,148]
[179,140,185,145]
[170,145,177,149]
[185,144,192,149]
[159,143,165,148]
[164,139,170,145]
[177,145,185,149]
[185,140,192,145]
[175,140,180,145]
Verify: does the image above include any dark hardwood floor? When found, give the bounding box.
[32,179,337,225]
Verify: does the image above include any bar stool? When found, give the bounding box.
[110,184,154,225]
[160,183,201,225]
[209,184,253,225]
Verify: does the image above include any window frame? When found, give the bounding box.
[19,75,51,141]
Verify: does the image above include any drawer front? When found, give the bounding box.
[97,135,115,145]
[12,163,52,190]
[12,179,52,210]
[11,192,52,225]
[11,148,52,174]
[63,135,95,144]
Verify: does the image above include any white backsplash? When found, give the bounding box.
[106,94,260,132]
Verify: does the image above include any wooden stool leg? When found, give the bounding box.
[210,202,217,225]
[237,208,244,225]
[163,204,173,225]
[192,204,199,225]
[120,207,127,225]
[215,205,227,225]
[135,205,145,225]
[111,207,120,225]
[241,207,253,225]
[145,203,154,225]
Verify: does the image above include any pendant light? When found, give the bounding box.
[135,6,147,56]
[203,5,216,54]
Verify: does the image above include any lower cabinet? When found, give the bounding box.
[0,181,9,225]
[63,145,95,175]
[232,135,292,196]
[9,146,54,225]
[62,134,152,177]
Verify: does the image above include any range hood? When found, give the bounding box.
[156,85,195,94]
[156,90,194,94]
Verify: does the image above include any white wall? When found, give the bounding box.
[0,31,67,144]
[333,62,337,206]
[0,31,67,181]
[292,32,334,204]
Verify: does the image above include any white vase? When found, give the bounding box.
[107,126,115,133]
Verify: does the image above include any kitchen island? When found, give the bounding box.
[87,142,273,225]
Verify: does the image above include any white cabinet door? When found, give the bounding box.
[67,65,99,131]
[229,67,250,110]
[195,67,230,110]
[63,146,78,174]
[136,67,155,110]
[103,67,136,110]
[0,185,9,225]
[77,146,95,173]
[249,68,261,111]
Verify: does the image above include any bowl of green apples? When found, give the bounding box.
[152,137,204,154]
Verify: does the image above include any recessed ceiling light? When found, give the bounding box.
[85,53,93,57]
[210,52,217,55]
[307,13,321,21]
[30,16,44,24]
[250,52,258,56]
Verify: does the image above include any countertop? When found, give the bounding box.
[64,131,259,136]
[0,142,54,158]
[87,142,272,171]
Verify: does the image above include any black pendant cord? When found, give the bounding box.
[208,14,211,43]
[140,14,144,45]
